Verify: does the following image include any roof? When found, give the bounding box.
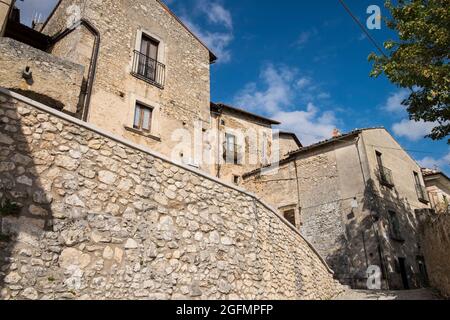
[287,128,385,157]
[41,0,217,63]
[211,102,281,125]
[422,168,450,181]
[243,127,385,179]
[279,131,303,148]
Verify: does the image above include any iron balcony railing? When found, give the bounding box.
[415,184,429,203]
[378,166,394,187]
[132,50,165,88]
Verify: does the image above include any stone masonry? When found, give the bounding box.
[420,213,450,298]
[0,37,84,113]
[0,90,343,300]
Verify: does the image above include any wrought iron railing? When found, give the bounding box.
[415,184,429,203]
[378,166,394,187]
[131,50,165,88]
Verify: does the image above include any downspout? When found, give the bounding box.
[293,157,303,227]
[355,135,390,289]
[215,107,223,178]
[50,19,100,122]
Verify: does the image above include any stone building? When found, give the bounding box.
[422,169,450,215]
[209,103,282,184]
[0,0,290,181]
[243,128,432,290]
[0,0,216,170]
[0,0,345,300]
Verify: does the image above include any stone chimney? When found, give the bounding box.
[332,128,342,138]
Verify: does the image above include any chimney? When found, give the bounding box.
[332,128,342,138]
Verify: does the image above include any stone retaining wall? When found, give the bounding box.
[0,89,342,300]
[0,38,84,114]
[421,213,450,298]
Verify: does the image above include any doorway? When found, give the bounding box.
[417,256,430,287]
[398,257,410,289]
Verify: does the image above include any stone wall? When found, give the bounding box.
[0,38,84,114]
[0,89,343,300]
[421,213,450,298]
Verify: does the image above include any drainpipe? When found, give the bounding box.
[355,135,390,289]
[50,19,100,122]
[215,107,223,178]
[293,157,303,228]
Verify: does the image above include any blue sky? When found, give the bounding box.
[16,0,449,174]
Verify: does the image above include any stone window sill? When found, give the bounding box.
[124,126,161,142]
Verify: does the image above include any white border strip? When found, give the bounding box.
[0,87,334,274]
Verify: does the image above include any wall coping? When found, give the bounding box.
[0,86,334,275]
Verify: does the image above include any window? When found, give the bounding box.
[133,102,153,132]
[388,210,403,241]
[376,151,394,187]
[132,32,165,87]
[233,175,240,185]
[224,133,238,164]
[283,209,296,227]
[414,171,428,203]
[137,35,159,81]
[262,132,269,165]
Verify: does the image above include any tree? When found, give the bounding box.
[369,0,450,143]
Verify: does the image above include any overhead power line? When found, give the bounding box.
[337,0,388,58]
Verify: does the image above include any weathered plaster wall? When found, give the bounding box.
[360,129,430,290]
[0,38,84,113]
[0,90,342,300]
[242,142,369,285]
[243,131,431,289]
[278,135,300,158]
[211,109,274,184]
[42,0,212,173]
[421,213,450,298]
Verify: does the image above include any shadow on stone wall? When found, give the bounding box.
[361,177,425,290]
[0,93,54,299]
[7,88,65,111]
[326,176,426,290]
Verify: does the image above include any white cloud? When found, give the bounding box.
[180,1,234,62]
[381,89,410,113]
[392,119,436,141]
[273,104,337,146]
[234,65,296,114]
[294,29,318,48]
[418,152,450,170]
[233,64,339,146]
[200,2,233,29]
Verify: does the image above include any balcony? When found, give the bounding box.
[223,142,243,164]
[415,184,429,204]
[131,50,165,89]
[378,166,394,188]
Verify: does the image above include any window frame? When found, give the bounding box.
[133,102,153,133]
